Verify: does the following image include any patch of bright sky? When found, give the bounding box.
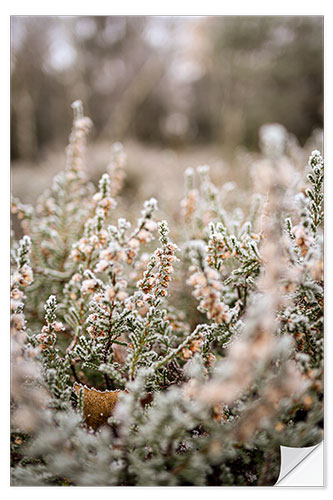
[47,21,77,72]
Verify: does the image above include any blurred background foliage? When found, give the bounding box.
[11,16,323,162]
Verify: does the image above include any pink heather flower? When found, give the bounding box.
[128,238,140,249]
[137,229,152,244]
[95,260,109,273]
[71,249,81,262]
[113,264,124,275]
[99,197,117,210]
[14,265,34,287]
[93,192,103,203]
[53,322,65,332]
[117,279,128,289]
[100,246,119,261]
[125,299,135,311]
[105,287,116,302]
[11,313,25,330]
[81,279,98,295]
[116,291,128,301]
[144,220,158,232]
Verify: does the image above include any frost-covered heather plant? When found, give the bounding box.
[11,105,323,486]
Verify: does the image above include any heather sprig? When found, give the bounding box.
[306,149,324,233]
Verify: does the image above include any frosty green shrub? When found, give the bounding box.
[11,104,323,486]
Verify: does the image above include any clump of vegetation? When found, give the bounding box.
[11,102,323,486]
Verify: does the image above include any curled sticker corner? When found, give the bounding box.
[275,442,323,486]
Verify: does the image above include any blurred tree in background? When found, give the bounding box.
[11,16,323,161]
[204,16,323,148]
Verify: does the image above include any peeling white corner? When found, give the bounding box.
[275,441,324,486]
